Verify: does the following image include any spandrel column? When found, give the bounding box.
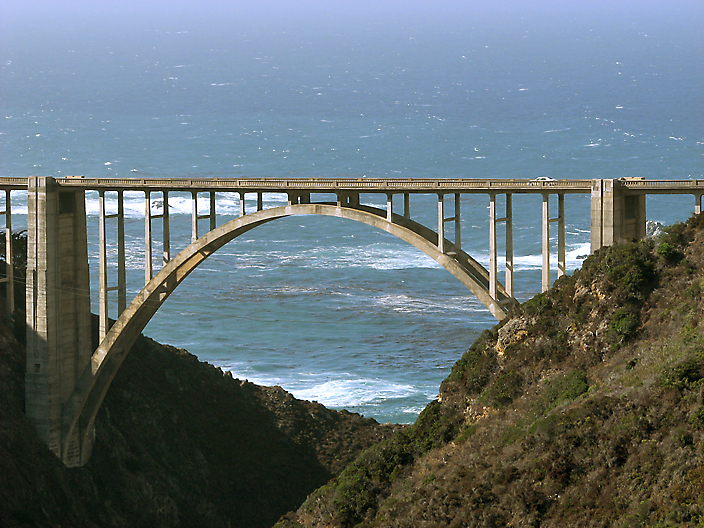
[209,191,216,231]
[454,193,461,250]
[437,194,445,253]
[162,191,171,267]
[117,191,126,315]
[558,193,566,279]
[145,191,153,284]
[505,193,514,297]
[191,191,198,242]
[99,191,109,340]
[542,193,550,293]
[2,190,13,316]
[239,192,246,217]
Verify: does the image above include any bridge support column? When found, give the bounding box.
[0,190,14,317]
[490,193,514,299]
[696,194,702,216]
[191,191,198,242]
[26,177,92,467]
[239,192,246,217]
[145,191,154,282]
[557,193,566,279]
[454,194,461,249]
[591,179,646,252]
[489,194,498,301]
[505,194,513,297]
[162,191,171,267]
[541,193,566,292]
[99,190,127,341]
[209,192,216,232]
[590,180,605,252]
[437,194,445,253]
[190,191,218,244]
[542,194,550,292]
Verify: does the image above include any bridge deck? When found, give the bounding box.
[57,177,596,193]
[1,176,702,194]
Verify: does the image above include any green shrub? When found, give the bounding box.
[482,370,523,408]
[498,424,526,446]
[690,406,704,429]
[608,308,641,345]
[657,241,684,265]
[660,221,694,249]
[533,371,589,416]
[660,356,704,389]
[445,333,498,395]
[523,293,553,317]
[583,242,657,304]
[686,279,704,298]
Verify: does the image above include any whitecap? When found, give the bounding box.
[289,378,417,408]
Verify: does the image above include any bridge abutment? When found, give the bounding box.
[591,179,646,252]
[25,176,93,467]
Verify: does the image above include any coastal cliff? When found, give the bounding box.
[0,314,399,527]
[279,213,704,527]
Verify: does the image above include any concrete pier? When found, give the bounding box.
[0,190,14,317]
[25,177,92,467]
[591,179,647,252]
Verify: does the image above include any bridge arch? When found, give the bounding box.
[62,202,514,458]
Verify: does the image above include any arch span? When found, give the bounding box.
[62,202,514,457]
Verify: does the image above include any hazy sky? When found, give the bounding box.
[2,0,702,26]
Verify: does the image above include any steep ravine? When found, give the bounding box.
[0,315,399,528]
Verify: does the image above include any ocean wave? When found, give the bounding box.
[288,378,418,408]
[212,365,420,410]
[374,293,483,315]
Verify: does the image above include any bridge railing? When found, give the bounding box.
[620,179,704,192]
[0,177,29,188]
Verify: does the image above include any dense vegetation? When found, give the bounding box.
[278,213,704,527]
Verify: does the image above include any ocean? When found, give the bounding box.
[1,1,702,423]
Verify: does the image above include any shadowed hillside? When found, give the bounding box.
[0,309,399,528]
[278,213,704,527]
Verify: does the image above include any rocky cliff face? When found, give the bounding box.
[0,316,399,528]
[280,213,704,527]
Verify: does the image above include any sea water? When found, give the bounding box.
[1,2,702,423]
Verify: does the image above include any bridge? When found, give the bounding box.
[0,175,701,466]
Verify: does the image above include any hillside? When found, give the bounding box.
[278,213,704,527]
[0,313,399,527]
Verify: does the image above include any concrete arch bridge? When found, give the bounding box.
[0,176,700,466]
